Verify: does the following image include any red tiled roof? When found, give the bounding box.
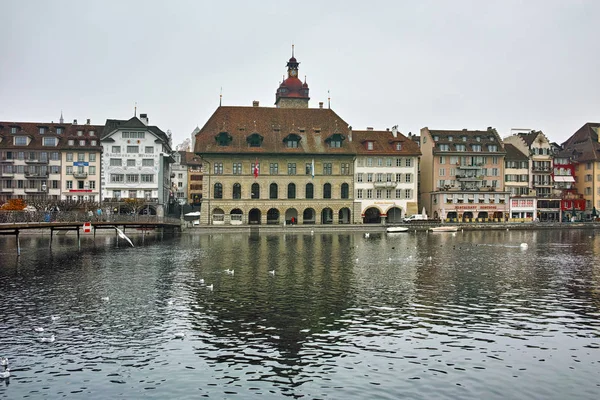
[194,106,356,156]
[561,122,600,162]
[352,129,421,156]
[0,121,103,151]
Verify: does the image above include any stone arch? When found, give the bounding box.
[338,207,351,224]
[386,207,403,223]
[363,207,382,224]
[321,207,333,224]
[230,208,243,225]
[267,208,280,224]
[248,208,261,224]
[138,205,157,215]
[214,182,223,199]
[285,208,298,224]
[303,208,316,224]
[212,207,225,224]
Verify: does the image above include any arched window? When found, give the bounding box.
[232,183,241,199]
[341,183,349,199]
[214,183,223,199]
[305,183,314,199]
[251,183,260,199]
[323,183,332,199]
[287,183,296,199]
[269,183,278,199]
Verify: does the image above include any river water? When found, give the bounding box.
[0,229,599,399]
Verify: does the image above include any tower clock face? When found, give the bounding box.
[290,69,297,77]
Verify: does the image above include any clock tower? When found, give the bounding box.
[275,46,310,108]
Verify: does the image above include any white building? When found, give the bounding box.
[352,127,421,223]
[171,151,188,203]
[100,114,174,216]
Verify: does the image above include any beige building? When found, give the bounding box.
[419,127,510,222]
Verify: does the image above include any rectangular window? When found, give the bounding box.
[43,137,57,146]
[405,159,412,167]
[341,163,350,175]
[367,173,373,182]
[127,159,136,167]
[89,181,96,189]
[367,142,373,150]
[126,174,139,183]
[395,189,402,198]
[323,163,332,175]
[376,173,383,182]
[269,163,279,175]
[377,158,383,167]
[306,163,312,175]
[145,146,154,154]
[127,146,139,153]
[386,173,393,182]
[233,162,242,174]
[367,158,373,167]
[79,140,85,146]
[396,173,402,182]
[89,166,96,175]
[112,146,121,153]
[89,153,96,162]
[439,168,445,176]
[66,181,73,189]
[366,189,373,199]
[66,166,73,175]
[78,153,85,162]
[357,173,363,182]
[14,136,27,145]
[214,163,223,174]
[405,173,412,183]
[110,174,124,183]
[396,158,402,167]
[110,158,122,166]
[376,189,382,199]
[386,158,393,167]
[439,156,446,164]
[386,189,392,199]
[142,159,153,166]
[39,127,45,134]
[66,153,73,162]
[357,189,363,199]
[405,189,412,199]
[141,174,154,183]
[287,163,296,175]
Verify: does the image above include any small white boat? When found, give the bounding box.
[430,226,459,233]
[386,227,409,233]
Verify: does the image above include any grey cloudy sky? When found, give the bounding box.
[1,0,599,147]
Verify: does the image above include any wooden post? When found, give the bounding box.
[16,229,20,256]
[77,227,80,250]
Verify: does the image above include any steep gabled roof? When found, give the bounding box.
[101,116,170,147]
[352,129,421,156]
[194,106,356,156]
[504,143,528,161]
[561,122,600,162]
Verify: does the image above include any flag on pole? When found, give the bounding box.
[311,159,315,179]
[253,158,259,178]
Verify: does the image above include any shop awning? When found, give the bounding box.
[553,176,575,182]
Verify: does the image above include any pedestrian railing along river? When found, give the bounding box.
[0,211,182,226]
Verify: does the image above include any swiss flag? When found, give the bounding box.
[253,159,259,178]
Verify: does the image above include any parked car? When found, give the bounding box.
[403,214,427,223]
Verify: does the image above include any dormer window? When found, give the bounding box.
[472,144,482,152]
[326,133,344,148]
[283,134,301,148]
[10,127,17,134]
[246,132,263,148]
[14,136,27,146]
[462,136,467,141]
[433,135,439,141]
[488,144,498,152]
[439,144,450,151]
[56,127,64,134]
[395,142,402,151]
[476,136,481,142]
[89,131,95,136]
[448,136,453,142]
[215,131,232,146]
[39,127,46,134]
[367,142,374,150]
[77,130,83,136]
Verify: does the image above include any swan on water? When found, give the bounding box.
[0,357,7,367]
[174,332,185,339]
[199,278,205,284]
[34,327,45,332]
[101,296,110,302]
[0,368,9,379]
[268,270,275,276]
[39,334,55,343]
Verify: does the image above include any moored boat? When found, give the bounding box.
[386,226,409,233]
[429,226,459,232]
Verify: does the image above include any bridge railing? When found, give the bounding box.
[0,211,181,225]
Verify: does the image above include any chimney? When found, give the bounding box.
[73,119,77,125]
[319,102,323,109]
[367,127,374,131]
[86,119,91,125]
[348,126,352,142]
[140,113,148,125]
[391,125,398,138]
[252,100,259,107]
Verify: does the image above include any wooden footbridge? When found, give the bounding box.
[0,218,182,256]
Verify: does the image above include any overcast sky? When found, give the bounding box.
[1,0,599,147]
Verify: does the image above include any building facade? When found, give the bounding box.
[419,127,510,222]
[353,127,421,223]
[100,114,174,216]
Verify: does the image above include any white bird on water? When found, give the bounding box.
[199,278,205,284]
[0,357,8,367]
[39,334,55,343]
[101,296,110,302]
[364,233,370,238]
[206,284,214,291]
[34,327,45,332]
[174,332,185,339]
[225,269,234,275]
[268,270,275,276]
[0,368,9,379]
[114,226,134,247]
[50,315,60,322]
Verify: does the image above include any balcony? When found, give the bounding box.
[532,166,551,172]
[0,158,14,164]
[24,172,49,179]
[24,187,44,193]
[373,181,398,188]
[457,163,482,169]
[73,172,88,179]
[456,174,483,182]
[25,159,49,165]
[0,187,14,193]
[0,171,14,177]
